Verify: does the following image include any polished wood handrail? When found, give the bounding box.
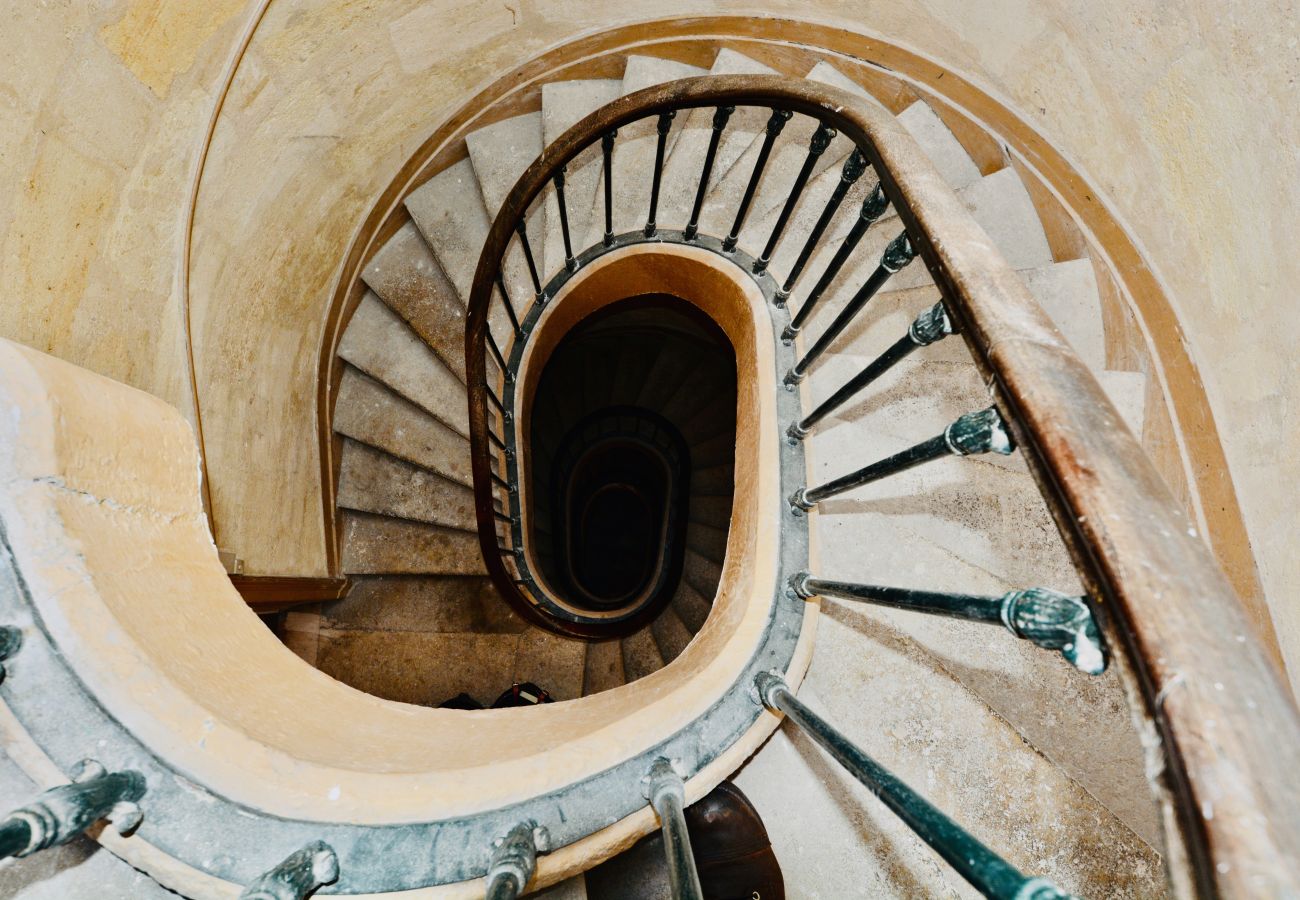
[466,75,1300,894]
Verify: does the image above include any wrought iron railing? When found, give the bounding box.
[462,74,1300,898]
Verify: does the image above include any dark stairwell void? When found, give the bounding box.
[523,294,738,679]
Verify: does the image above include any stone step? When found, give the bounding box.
[337,439,476,531]
[621,624,665,682]
[582,637,626,696]
[652,49,782,241]
[685,520,728,564]
[513,626,587,701]
[334,366,473,488]
[682,547,723,602]
[320,575,527,635]
[896,99,984,191]
[362,221,467,379]
[649,604,693,664]
[341,511,486,575]
[669,578,712,635]
[467,111,544,219]
[541,78,622,275]
[337,292,469,437]
[689,462,734,497]
[687,494,732,529]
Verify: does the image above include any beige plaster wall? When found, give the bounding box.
[2,2,1296,689]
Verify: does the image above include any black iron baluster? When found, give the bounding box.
[485,821,539,900]
[601,129,616,247]
[514,221,543,299]
[788,302,953,440]
[790,575,1107,674]
[754,123,837,275]
[783,183,890,340]
[776,149,869,304]
[645,759,704,900]
[0,761,145,861]
[685,105,735,241]
[784,231,917,385]
[485,330,512,383]
[495,274,523,340]
[644,110,676,237]
[790,406,1015,512]
[553,166,577,274]
[489,470,515,494]
[722,108,793,252]
[240,841,339,900]
[755,674,1079,900]
[484,385,510,421]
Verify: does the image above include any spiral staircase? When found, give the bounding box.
[0,38,1297,900]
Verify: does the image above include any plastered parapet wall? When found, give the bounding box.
[0,0,1296,692]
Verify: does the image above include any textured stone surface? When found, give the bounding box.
[337,292,469,436]
[405,158,492,303]
[649,604,693,663]
[320,575,513,633]
[341,511,486,575]
[685,520,728,563]
[620,624,665,682]
[896,99,983,190]
[681,548,723,601]
[338,439,476,530]
[513,627,588,701]
[670,579,712,634]
[317,629,520,706]
[362,221,467,379]
[582,638,625,695]
[333,366,474,488]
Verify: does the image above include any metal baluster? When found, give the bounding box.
[788,302,953,440]
[790,576,1107,674]
[783,183,890,340]
[755,674,1079,900]
[484,385,511,421]
[490,471,515,494]
[777,149,869,304]
[644,111,676,237]
[784,231,917,385]
[515,220,543,299]
[601,129,616,247]
[722,109,793,253]
[492,509,514,525]
[240,842,339,900]
[790,406,1014,512]
[685,106,735,241]
[755,123,837,274]
[485,426,509,452]
[485,330,513,383]
[0,761,145,861]
[553,166,577,273]
[644,759,704,900]
[495,274,524,340]
[485,821,540,900]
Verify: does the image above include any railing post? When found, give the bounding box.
[755,674,1079,900]
[0,760,145,861]
[776,148,869,304]
[788,301,953,440]
[553,165,577,274]
[790,575,1107,674]
[601,129,616,247]
[791,406,1014,511]
[644,758,704,900]
[723,108,793,252]
[240,842,339,900]
[755,122,837,274]
[644,110,676,237]
[685,106,735,242]
[485,820,540,900]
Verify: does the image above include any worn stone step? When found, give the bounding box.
[669,578,712,634]
[341,511,486,575]
[316,628,520,707]
[689,462,734,497]
[320,575,526,634]
[337,292,469,437]
[896,99,983,191]
[582,637,626,696]
[682,547,723,602]
[513,627,587,701]
[687,494,732,529]
[649,604,693,664]
[362,221,467,379]
[338,439,476,531]
[685,520,728,564]
[621,624,665,682]
[334,366,473,488]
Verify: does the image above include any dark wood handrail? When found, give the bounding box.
[465,75,1300,893]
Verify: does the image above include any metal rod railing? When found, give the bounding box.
[0,761,145,862]
[788,302,953,439]
[791,575,1107,674]
[755,123,837,273]
[783,183,889,339]
[785,231,917,384]
[601,129,616,247]
[755,673,1078,900]
[644,111,676,237]
[791,406,1014,511]
[645,759,704,900]
[485,821,538,900]
[722,108,792,253]
[553,166,577,274]
[777,149,869,303]
[685,106,734,241]
[240,841,339,900]
[514,221,542,297]
[494,274,523,339]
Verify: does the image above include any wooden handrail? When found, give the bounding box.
[465,75,1300,893]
